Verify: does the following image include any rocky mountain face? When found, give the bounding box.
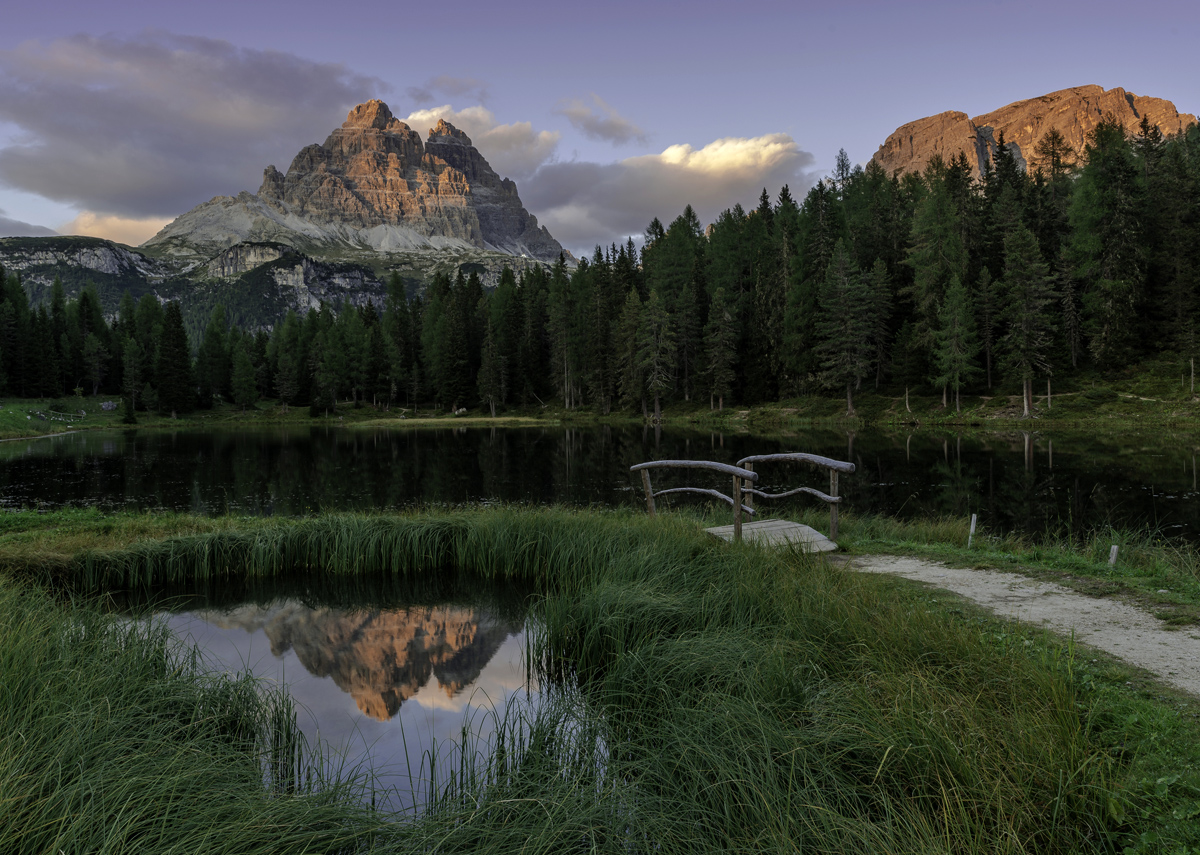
[0,100,568,330]
[872,85,1196,178]
[145,100,566,263]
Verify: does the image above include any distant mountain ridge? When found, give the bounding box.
[872,85,1196,178]
[0,100,568,331]
[145,100,566,263]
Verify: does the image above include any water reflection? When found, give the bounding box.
[165,601,531,809]
[5,423,1200,539]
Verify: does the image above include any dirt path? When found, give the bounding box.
[846,555,1200,697]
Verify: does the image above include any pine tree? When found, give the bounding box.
[999,225,1057,417]
[615,288,645,413]
[813,240,873,416]
[231,341,258,411]
[195,305,230,408]
[156,302,194,418]
[1070,118,1144,367]
[703,287,738,410]
[932,275,981,412]
[637,290,676,421]
[477,319,503,417]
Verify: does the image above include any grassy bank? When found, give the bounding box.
[2,507,1199,851]
[7,354,1200,441]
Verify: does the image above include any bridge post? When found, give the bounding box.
[641,470,656,517]
[829,470,839,540]
[732,475,743,542]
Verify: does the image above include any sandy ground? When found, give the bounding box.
[846,555,1200,698]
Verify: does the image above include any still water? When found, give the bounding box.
[5,423,1200,539]
[163,598,534,811]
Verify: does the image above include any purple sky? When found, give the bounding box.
[0,0,1196,256]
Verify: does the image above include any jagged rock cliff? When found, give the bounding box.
[872,85,1196,178]
[145,100,566,263]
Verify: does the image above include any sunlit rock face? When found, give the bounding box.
[872,85,1196,178]
[200,602,521,721]
[145,99,566,263]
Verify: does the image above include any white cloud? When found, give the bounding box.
[57,211,172,246]
[523,134,817,254]
[404,105,560,182]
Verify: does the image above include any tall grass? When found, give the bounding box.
[0,579,383,855]
[9,506,1189,851]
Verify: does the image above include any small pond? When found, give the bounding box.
[161,596,536,811]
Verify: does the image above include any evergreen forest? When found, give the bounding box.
[1,116,1198,419]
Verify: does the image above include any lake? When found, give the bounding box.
[5,423,1200,540]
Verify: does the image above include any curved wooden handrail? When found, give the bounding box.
[652,487,756,515]
[743,485,839,504]
[630,459,758,482]
[737,452,855,474]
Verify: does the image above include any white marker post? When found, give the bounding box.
[968,514,977,549]
[1109,545,1119,566]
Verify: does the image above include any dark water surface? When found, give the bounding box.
[6,423,1200,539]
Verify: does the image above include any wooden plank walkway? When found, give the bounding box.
[704,518,838,552]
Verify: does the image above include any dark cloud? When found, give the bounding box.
[523,135,817,254]
[0,209,56,237]
[554,95,647,146]
[0,32,387,218]
[407,75,489,106]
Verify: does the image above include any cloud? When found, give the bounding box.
[406,75,489,106]
[554,95,647,146]
[57,211,172,246]
[522,134,817,254]
[0,32,386,220]
[403,105,560,182]
[0,208,56,237]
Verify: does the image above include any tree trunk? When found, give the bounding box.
[653,393,661,422]
[846,383,855,417]
[1022,378,1031,418]
[955,388,961,412]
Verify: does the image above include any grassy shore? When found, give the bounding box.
[2,506,1200,852]
[7,354,1200,441]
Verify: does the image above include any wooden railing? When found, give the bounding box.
[736,453,855,540]
[629,460,759,541]
[630,452,854,542]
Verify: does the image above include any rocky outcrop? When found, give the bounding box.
[205,242,295,278]
[200,601,521,721]
[425,119,566,259]
[0,235,166,280]
[144,99,568,263]
[872,85,1196,178]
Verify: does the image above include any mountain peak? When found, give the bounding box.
[872,85,1196,178]
[343,99,406,132]
[428,119,473,146]
[145,98,567,262]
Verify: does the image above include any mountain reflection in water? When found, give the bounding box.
[164,600,533,809]
[193,602,521,720]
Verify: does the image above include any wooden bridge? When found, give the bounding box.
[629,453,855,552]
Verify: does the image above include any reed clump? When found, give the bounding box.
[6,506,1195,852]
